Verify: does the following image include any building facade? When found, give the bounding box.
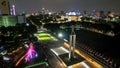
[0,0,10,15]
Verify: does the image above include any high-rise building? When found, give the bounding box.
[10,5,16,16]
[0,0,10,15]
[0,16,18,27]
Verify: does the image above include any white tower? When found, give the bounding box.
[69,25,76,60]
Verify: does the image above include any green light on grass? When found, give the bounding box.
[36,33,57,41]
[39,35,52,38]
[40,37,53,41]
[39,34,50,37]
[25,62,49,68]
[38,33,48,36]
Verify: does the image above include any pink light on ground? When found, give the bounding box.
[25,43,37,62]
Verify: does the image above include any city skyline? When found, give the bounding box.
[9,0,120,14]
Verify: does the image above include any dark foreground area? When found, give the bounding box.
[74,29,120,66]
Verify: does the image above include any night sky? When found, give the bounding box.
[9,0,120,13]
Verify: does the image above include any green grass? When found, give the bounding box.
[36,33,54,41]
[40,37,54,41]
[38,33,49,36]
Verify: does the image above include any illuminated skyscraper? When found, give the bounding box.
[11,4,16,15]
[0,0,10,15]
[10,0,16,16]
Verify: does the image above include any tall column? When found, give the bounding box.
[69,35,72,60]
[72,34,76,57]
[68,25,76,59]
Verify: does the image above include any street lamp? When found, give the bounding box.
[58,33,63,38]
[26,23,29,26]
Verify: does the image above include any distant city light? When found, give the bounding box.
[68,12,76,16]
[48,12,52,15]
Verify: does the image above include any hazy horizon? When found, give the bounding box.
[9,0,120,14]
